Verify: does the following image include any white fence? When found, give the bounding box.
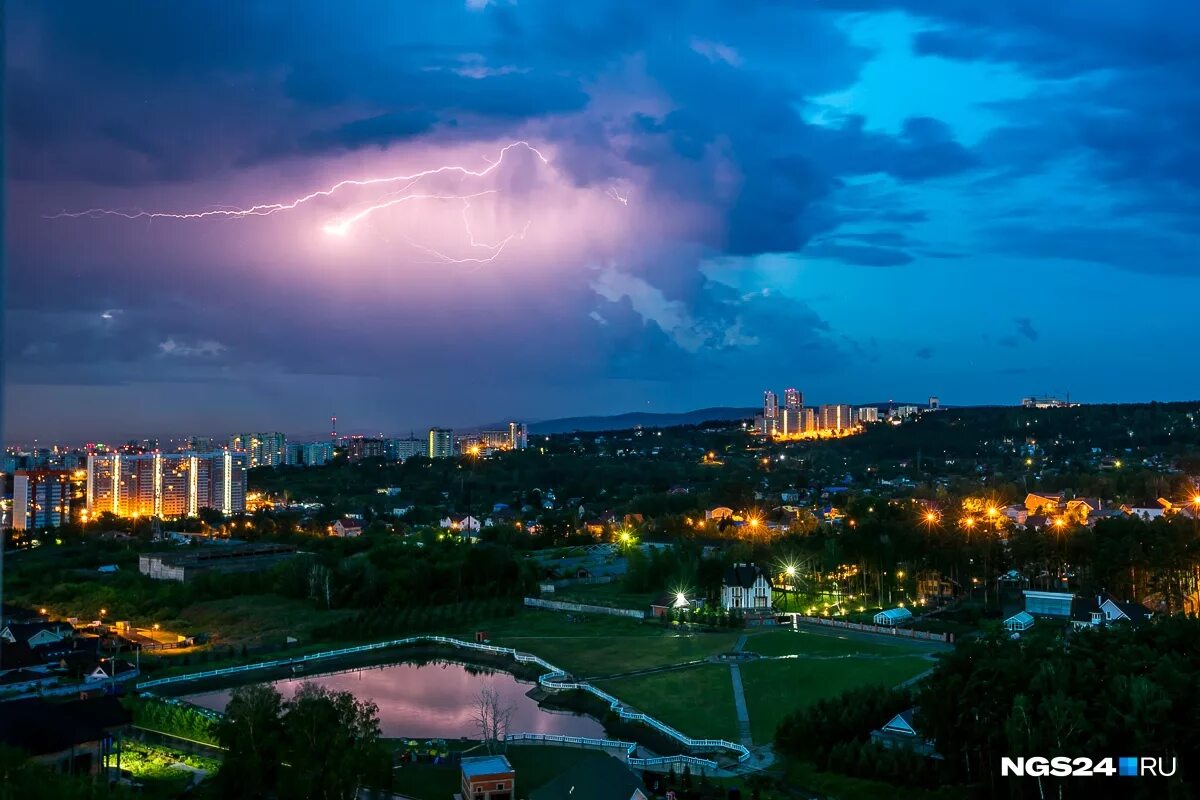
[523,596,645,619]
[796,615,953,642]
[135,634,750,764]
[506,733,718,770]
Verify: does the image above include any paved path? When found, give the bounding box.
[728,662,753,748]
[727,633,754,746]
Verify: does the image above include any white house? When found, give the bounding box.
[721,563,772,610]
[1071,593,1153,630]
[1121,500,1167,521]
[440,514,482,532]
[331,518,363,538]
[0,623,71,649]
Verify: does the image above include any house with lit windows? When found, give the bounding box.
[721,563,772,610]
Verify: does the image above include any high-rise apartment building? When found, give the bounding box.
[784,388,803,411]
[12,470,75,530]
[228,432,286,467]
[763,391,779,420]
[818,404,855,431]
[857,406,880,423]
[286,441,335,466]
[86,450,247,519]
[508,422,528,450]
[428,428,454,459]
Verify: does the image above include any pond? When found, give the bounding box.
[184,661,607,740]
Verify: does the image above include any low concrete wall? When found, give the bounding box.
[523,596,645,619]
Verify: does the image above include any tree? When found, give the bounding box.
[278,683,386,800]
[216,684,286,800]
[473,685,515,754]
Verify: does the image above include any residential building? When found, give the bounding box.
[332,518,363,537]
[460,755,515,800]
[857,406,880,423]
[385,437,427,461]
[818,404,854,431]
[428,427,454,458]
[763,390,779,421]
[286,441,334,466]
[12,470,76,530]
[86,450,247,519]
[1071,593,1153,630]
[440,514,482,532]
[721,563,772,610]
[508,421,528,450]
[228,432,286,467]
[346,437,385,462]
[0,697,132,776]
[784,388,803,411]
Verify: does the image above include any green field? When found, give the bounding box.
[478,611,740,678]
[594,664,740,741]
[393,746,627,800]
[582,626,937,746]
[744,628,934,658]
[740,656,932,743]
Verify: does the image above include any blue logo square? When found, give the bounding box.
[1119,757,1138,777]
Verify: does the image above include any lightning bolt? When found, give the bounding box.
[605,185,630,205]
[48,141,552,264]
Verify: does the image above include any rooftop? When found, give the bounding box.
[461,754,513,778]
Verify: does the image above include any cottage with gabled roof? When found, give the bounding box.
[721,563,772,610]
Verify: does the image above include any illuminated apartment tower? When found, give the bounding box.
[12,470,73,530]
[778,389,803,436]
[428,428,454,459]
[86,450,246,518]
[86,453,120,516]
[211,450,248,515]
[759,391,780,436]
[508,422,529,450]
[818,404,855,431]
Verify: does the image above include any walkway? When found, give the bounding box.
[729,634,753,748]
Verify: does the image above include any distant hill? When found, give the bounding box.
[528,407,758,435]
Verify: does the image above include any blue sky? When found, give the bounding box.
[5,1,1199,441]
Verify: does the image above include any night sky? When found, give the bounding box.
[5,2,1199,442]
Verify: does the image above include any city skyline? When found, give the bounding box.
[7,2,1200,443]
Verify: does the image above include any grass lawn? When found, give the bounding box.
[779,760,970,800]
[478,611,741,678]
[551,582,657,611]
[393,746,628,800]
[744,628,933,658]
[740,656,932,744]
[594,664,740,742]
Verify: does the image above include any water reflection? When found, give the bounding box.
[185,661,606,739]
